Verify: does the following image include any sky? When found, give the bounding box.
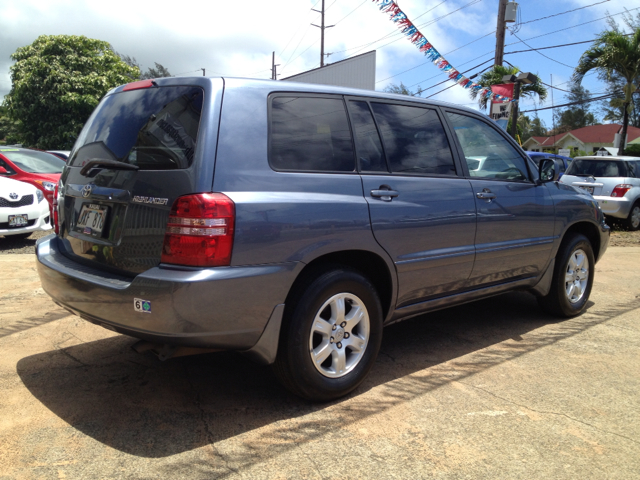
[1,0,638,132]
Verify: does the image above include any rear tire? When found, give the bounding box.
[537,233,595,317]
[622,202,640,231]
[273,266,383,401]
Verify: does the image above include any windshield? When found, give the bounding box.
[1,150,65,173]
[565,159,628,177]
[69,86,204,170]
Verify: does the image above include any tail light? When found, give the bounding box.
[52,182,60,234]
[611,184,632,197]
[161,193,235,267]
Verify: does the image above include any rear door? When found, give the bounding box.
[348,98,477,307]
[444,110,555,286]
[59,81,212,275]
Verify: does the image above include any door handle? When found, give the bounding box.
[476,189,496,200]
[371,186,399,202]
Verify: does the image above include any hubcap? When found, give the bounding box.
[308,292,370,378]
[564,248,589,304]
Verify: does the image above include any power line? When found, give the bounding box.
[376,30,495,84]
[519,0,611,26]
[505,6,640,48]
[520,93,617,113]
[425,63,495,98]
[510,32,576,69]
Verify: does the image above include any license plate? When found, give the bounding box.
[77,204,108,235]
[8,214,28,227]
[579,186,594,194]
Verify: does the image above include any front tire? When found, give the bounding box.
[273,267,383,401]
[538,233,595,317]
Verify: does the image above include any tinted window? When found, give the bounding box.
[447,112,529,181]
[70,86,204,170]
[370,103,455,175]
[565,159,628,177]
[1,150,65,173]
[270,96,355,172]
[349,101,387,172]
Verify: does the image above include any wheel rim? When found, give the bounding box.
[630,206,640,229]
[308,292,370,379]
[564,248,589,304]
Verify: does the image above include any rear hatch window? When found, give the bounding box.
[60,85,205,275]
[69,86,203,170]
[565,159,628,177]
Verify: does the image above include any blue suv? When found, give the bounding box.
[36,77,609,400]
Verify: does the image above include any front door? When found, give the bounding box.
[445,111,556,287]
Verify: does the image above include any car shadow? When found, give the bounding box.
[16,291,634,463]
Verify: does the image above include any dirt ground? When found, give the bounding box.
[0,235,639,479]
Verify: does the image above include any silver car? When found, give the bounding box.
[561,156,640,230]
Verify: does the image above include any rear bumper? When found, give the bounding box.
[594,195,632,219]
[36,235,299,349]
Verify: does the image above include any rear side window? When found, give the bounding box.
[270,96,355,172]
[370,103,456,175]
[70,86,204,170]
[565,159,628,177]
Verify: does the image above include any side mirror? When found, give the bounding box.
[0,166,8,174]
[538,158,562,183]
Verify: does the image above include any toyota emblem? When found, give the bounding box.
[9,192,18,200]
[81,184,93,197]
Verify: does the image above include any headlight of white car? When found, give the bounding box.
[37,181,56,191]
[36,189,44,203]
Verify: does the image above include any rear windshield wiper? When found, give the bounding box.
[573,173,596,179]
[80,159,140,176]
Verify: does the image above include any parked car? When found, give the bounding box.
[46,150,71,161]
[0,147,65,209]
[561,155,640,230]
[526,151,572,177]
[0,176,52,239]
[35,77,610,401]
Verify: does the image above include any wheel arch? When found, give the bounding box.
[284,249,396,323]
[561,221,603,261]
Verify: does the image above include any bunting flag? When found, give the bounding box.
[372,0,512,102]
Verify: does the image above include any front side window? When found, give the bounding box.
[447,112,529,181]
[270,96,355,172]
[370,103,456,175]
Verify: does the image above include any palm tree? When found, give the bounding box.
[574,27,640,155]
[470,65,547,110]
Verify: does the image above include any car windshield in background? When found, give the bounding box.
[565,159,628,177]
[69,86,204,170]
[2,150,65,173]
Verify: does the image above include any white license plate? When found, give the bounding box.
[579,186,594,194]
[77,204,108,234]
[8,214,28,227]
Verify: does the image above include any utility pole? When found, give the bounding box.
[312,0,334,67]
[494,0,508,66]
[271,51,280,80]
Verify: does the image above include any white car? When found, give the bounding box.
[0,176,52,239]
[561,156,640,230]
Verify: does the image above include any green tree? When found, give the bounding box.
[552,83,599,134]
[518,114,548,142]
[3,35,140,149]
[574,27,640,155]
[383,82,419,96]
[141,62,172,80]
[470,64,547,110]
